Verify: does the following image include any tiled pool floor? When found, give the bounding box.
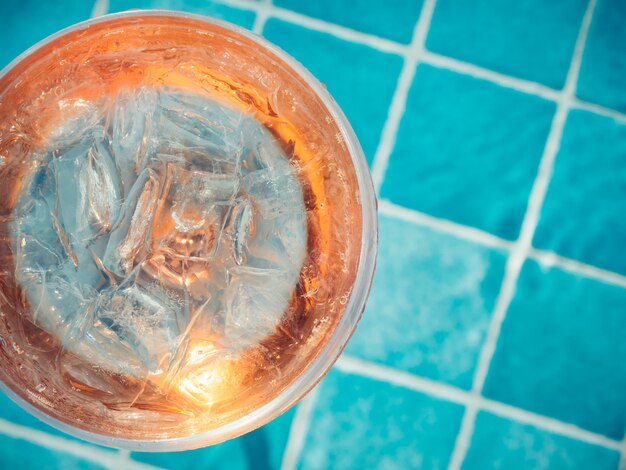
[2,0,626,468]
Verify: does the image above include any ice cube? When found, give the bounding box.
[111,87,158,194]
[239,125,285,173]
[155,90,249,174]
[240,168,307,273]
[78,139,122,235]
[14,156,107,283]
[154,163,239,247]
[102,168,160,276]
[145,162,240,291]
[40,132,122,247]
[47,99,103,147]
[93,282,183,375]
[224,266,292,345]
[242,168,303,220]
[14,178,65,273]
[18,269,87,331]
[230,199,254,266]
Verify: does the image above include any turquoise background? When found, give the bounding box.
[1,0,626,468]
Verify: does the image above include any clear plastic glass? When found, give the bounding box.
[0,10,377,450]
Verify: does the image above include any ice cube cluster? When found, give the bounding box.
[12,87,307,378]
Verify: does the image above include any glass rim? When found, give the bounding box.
[0,9,378,451]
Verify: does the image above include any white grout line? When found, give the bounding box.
[270,7,406,56]
[280,388,320,470]
[378,199,514,251]
[116,448,133,469]
[530,248,626,289]
[90,0,109,18]
[336,355,622,452]
[336,356,467,406]
[619,440,626,470]
[215,0,407,55]
[572,98,626,124]
[480,397,622,452]
[116,448,163,470]
[213,0,262,10]
[124,460,164,470]
[252,0,272,35]
[0,418,159,470]
[447,1,597,468]
[421,51,626,125]
[370,0,438,192]
[421,51,560,101]
[380,198,626,290]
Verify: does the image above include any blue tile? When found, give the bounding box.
[345,214,505,389]
[0,390,115,450]
[132,407,295,469]
[263,19,403,164]
[0,0,93,69]
[534,109,626,276]
[381,64,555,240]
[484,259,626,439]
[273,0,423,44]
[463,412,620,470]
[0,390,81,443]
[241,409,295,470]
[577,0,626,112]
[298,369,464,470]
[108,0,256,29]
[426,0,587,89]
[133,437,246,469]
[0,434,105,470]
